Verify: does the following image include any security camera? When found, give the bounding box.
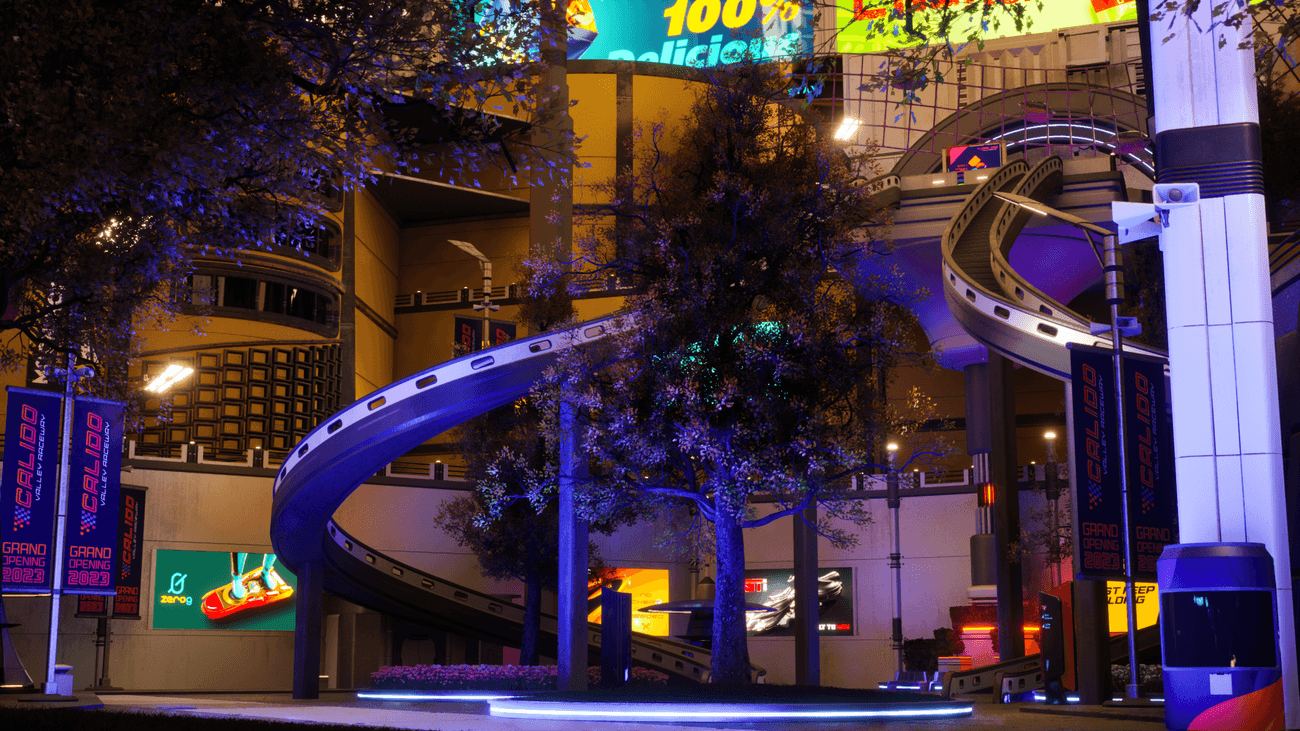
[1154,183,1198,205]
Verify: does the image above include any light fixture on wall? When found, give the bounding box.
[833,117,860,141]
[143,364,194,393]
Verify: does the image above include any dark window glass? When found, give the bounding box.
[274,222,337,260]
[222,277,258,310]
[287,288,315,322]
[1162,591,1277,668]
[263,282,287,315]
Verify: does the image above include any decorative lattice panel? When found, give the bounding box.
[137,344,342,456]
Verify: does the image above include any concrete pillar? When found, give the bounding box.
[1149,5,1298,724]
[1073,580,1111,704]
[987,353,1024,660]
[557,400,588,691]
[292,561,323,699]
[793,504,820,686]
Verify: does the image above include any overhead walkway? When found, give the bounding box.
[869,156,1141,372]
[939,155,1166,378]
[270,316,749,683]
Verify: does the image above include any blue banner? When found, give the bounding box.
[1,388,63,593]
[1123,355,1176,579]
[1069,344,1126,580]
[60,397,124,595]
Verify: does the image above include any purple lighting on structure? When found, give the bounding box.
[487,700,975,721]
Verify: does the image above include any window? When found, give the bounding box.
[220,276,258,310]
[1162,591,1277,668]
[272,220,341,268]
[191,275,214,306]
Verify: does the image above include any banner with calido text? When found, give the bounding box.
[1122,355,1176,579]
[1,388,63,593]
[112,485,146,617]
[60,397,125,595]
[1069,344,1126,580]
[75,486,146,618]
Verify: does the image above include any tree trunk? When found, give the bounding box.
[710,493,751,684]
[521,573,543,665]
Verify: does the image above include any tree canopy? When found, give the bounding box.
[503,61,943,683]
[1,0,568,397]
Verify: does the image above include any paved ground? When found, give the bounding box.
[1,691,1166,731]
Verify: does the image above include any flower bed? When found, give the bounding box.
[588,665,670,687]
[370,664,670,691]
[370,664,558,691]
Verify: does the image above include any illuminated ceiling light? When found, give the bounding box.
[1045,431,1056,440]
[887,443,899,452]
[143,364,194,393]
[833,117,861,141]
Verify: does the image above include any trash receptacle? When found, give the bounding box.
[53,664,74,696]
[1158,543,1283,730]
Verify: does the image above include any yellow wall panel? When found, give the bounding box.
[570,73,618,159]
[354,189,400,266]
[355,311,394,397]
[398,218,531,296]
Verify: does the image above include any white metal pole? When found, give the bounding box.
[1100,234,1141,699]
[43,353,75,694]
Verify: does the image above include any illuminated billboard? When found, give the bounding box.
[835,0,1137,55]
[588,567,670,636]
[745,567,854,636]
[576,0,814,66]
[1107,581,1158,634]
[153,550,296,630]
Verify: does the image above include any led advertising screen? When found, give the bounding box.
[573,0,813,66]
[745,567,854,636]
[588,568,671,636]
[153,550,296,630]
[836,0,1137,55]
[946,142,1003,172]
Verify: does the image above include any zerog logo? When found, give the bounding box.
[11,404,44,530]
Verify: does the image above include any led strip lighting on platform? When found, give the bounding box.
[487,700,975,721]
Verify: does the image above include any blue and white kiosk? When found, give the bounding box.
[1158,543,1284,730]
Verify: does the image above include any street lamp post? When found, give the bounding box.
[886,443,903,674]
[993,192,1142,699]
[1044,431,1061,586]
[449,240,499,351]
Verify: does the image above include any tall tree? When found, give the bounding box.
[438,395,629,665]
[0,0,567,397]
[508,62,940,684]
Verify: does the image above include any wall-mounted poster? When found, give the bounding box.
[587,567,670,636]
[153,550,296,630]
[744,567,854,636]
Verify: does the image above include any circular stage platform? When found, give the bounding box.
[485,696,975,723]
